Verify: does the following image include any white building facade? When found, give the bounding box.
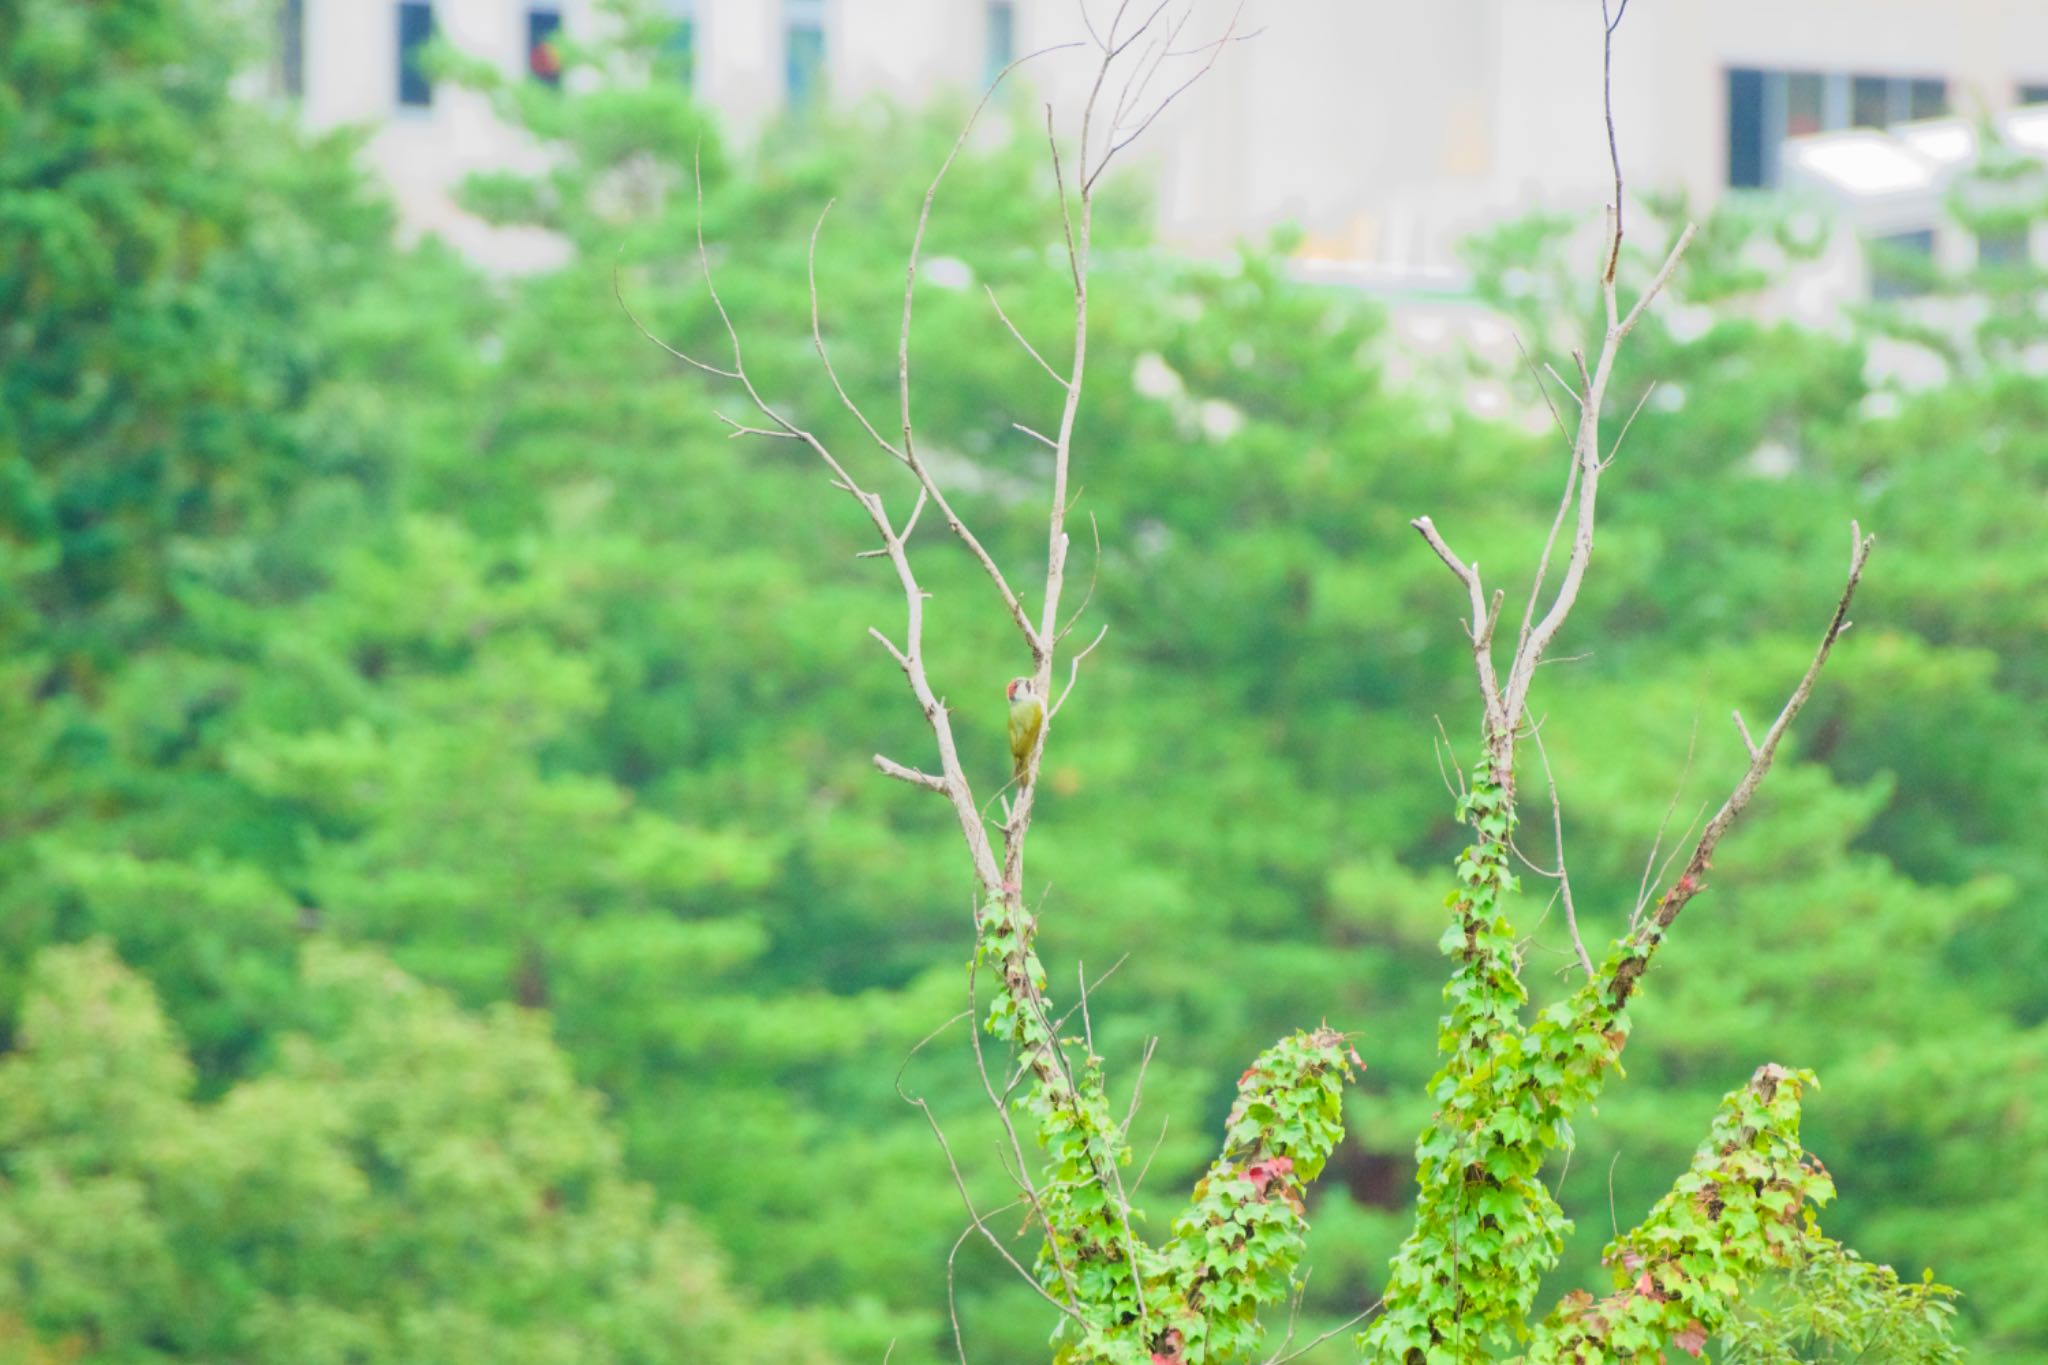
[269,1,2048,287]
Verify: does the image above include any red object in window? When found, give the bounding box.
[530,40,561,79]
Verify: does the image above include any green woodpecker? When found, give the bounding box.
[1006,676,1045,784]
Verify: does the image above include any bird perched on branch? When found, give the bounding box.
[1006,676,1044,785]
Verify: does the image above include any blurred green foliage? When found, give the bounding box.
[0,0,2043,1361]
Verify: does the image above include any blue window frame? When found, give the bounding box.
[277,0,304,98]
[986,1,1015,81]
[397,2,435,107]
[527,7,563,86]
[786,0,825,107]
[662,0,696,84]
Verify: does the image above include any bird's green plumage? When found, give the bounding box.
[1007,683,1045,783]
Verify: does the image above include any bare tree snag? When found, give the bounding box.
[628,6,1372,1361]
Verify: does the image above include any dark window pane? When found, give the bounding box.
[1979,227,2029,270]
[663,11,695,85]
[986,1,1015,81]
[528,8,563,86]
[787,23,824,105]
[398,2,435,108]
[1909,78,1947,119]
[277,0,304,98]
[1870,229,1936,300]
[1851,74,1890,128]
[1786,71,1824,136]
[2018,82,2048,107]
[1728,67,1766,188]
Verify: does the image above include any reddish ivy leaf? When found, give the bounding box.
[1674,1319,1708,1357]
[1245,1155,1295,1197]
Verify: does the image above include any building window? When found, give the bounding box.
[397,2,435,108]
[1870,229,1936,300]
[1908,78,1948,119]
[1728,67,1948,188]
[1785,71,1824,136]
[1850,74,1892,128]
[1978,227,2031,270]
[272,0,305,98]
[986,1,1015,81]
[786,0,825,107]
[2021,83,2048,106]
[1727,68,1767,188]
[662,0,696,84]
[527,8,563,86]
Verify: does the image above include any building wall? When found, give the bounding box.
[282,0,2048,279]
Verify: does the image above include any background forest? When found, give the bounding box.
[2,1,2043,1361]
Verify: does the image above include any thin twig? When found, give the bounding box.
[1089,1,1246,191]
[1630,718,1699,928]
[1050,622,1110,718]
[1263,1300,1387,1365]
[1132,1115,1171,1195]
[1601,0,1631,283]
[1514,330,1575,447]
[1531,725,1594,978]
[895,1016,1087,1323]
[1606,527,1876,1008]
[874,753,950,795]
[1732,708,1759,759]
[986,284,1072,390]
[1604,381,1658,468]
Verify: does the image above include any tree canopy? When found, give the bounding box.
[0,1,2042,1361]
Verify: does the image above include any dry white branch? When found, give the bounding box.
[874,754,950,795]
[1732,709,1760,760]
[987,284,1072,390]
[896,1015,1086,1322]
[1050,623,1110,719]
[1531,725,1594,978]
[1261,1300,1386,1365]
[1607,527,1876,1007]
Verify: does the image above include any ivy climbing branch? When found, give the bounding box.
[1522,1065,1833,1362]
[1365,8,1955,1365]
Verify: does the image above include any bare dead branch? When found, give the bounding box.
[1514,330,1574,448]
[1263,1300,1386,1365]
[714,413,800,441]
[880,49,1090,658]
[1119,1036,1159,1138]
[1515,411,1584,662]
[1090,1,1246,191]
[1543,361,1585,407]
[612,255,740,379]
[1050,622,1110,718]
[1498,221,1695,747]
[1632,798,1707,933]
[1057,512,1104,642]
[986,284,1072,390]
[1732,708,1759,759]
[1075,957,1152,1328]
[1604,381,1658,469]
[1531,725,1594,978]
[874,754,951,795]
[1608,528,1875,1009]
[1410,516,1507,736]
[896,1015,1087,1323]
[808,199,907,459]
[1131,1114,1171,1195]
[1601,0,1628,283]
[1629,719,1700,927]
